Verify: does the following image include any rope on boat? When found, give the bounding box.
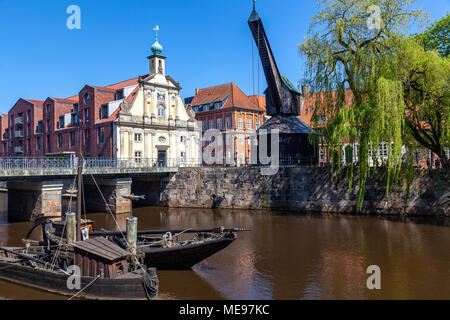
[67,274,101,300]
[89,173,146,273]
[49,174,77,271]
[137,229,194,248]
[49,216,67,272]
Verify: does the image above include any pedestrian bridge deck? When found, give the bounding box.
[0,158,180,181]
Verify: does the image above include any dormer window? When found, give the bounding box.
[115,89,124,100]
[100,104,109,119]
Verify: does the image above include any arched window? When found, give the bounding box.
[158,104,165,117]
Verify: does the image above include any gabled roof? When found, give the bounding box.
[65,75,148,100]
[191,82,265,113]
[91,85,117,93]
[52,97,79,104]
[25,99,44,106]
[104,75,147,90]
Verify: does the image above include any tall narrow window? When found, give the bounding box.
[247,118,252,129]
[70,132,75,147]
[255,118,260,129]
[238,117,243,129]
[217,118,223,130]
[158,104,165,117]
[98,127,104,144]
[226,118,231,129]
[58,134,63,148]
[84,109,90,123]
[84,129,90,145]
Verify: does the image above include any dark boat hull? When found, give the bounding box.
[140,234,236,270]
[0,261,148,300]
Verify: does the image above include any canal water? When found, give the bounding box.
[0,192,449,300]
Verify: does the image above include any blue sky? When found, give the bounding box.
[0,0,448,114]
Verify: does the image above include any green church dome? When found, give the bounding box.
[151,39,163,56]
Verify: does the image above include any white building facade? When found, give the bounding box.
[113,35,201,167]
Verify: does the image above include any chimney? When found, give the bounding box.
[195,88,200,95]
[301,85,309,97]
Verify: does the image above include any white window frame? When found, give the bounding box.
[226,118,231,129]
[158,104,165,118]
[238,117,243,129]
[135,151,142,164]
[134,133,142,143]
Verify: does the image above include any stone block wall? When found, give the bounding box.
[161,167,449,216]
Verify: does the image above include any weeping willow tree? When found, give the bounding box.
[298,0,431,210]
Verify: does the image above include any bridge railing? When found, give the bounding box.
[0,157,200,171]
[0,157,75,170]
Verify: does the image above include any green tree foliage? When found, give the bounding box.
[413,13,449,57]
[298,0,447,210]
[380,36,449,169]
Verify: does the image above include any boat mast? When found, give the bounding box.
[76,114,83,241]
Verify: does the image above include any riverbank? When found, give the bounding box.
[162,167,449,217]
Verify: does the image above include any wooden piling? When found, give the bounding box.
[126,217,138,255]
[66,212,76,245]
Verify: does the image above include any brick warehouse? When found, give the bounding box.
[0,78,142,159]
[0,34,201,164]
[187,82,266,165]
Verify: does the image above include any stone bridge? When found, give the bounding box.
[0,158,181,222]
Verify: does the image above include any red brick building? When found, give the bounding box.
[0,77,144,159]
[5,99,44,157]
[297,88,449,168]
[0,114,8,156]
[188,82,266,164]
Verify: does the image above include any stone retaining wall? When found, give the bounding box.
[161,167,449,216]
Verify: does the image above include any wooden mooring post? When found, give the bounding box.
[126,217,138,255]
[66,212,76,245]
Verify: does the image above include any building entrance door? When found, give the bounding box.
[158,150,167,167]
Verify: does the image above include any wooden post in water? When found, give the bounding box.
[66,212,76,245]
[126,217,138,255]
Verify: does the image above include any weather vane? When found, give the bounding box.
[153,25,159,40]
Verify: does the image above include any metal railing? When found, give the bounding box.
[0,157,74,170]
[0,157,200,171]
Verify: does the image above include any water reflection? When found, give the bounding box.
[0,192,7,225]
[0,206,449,300]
